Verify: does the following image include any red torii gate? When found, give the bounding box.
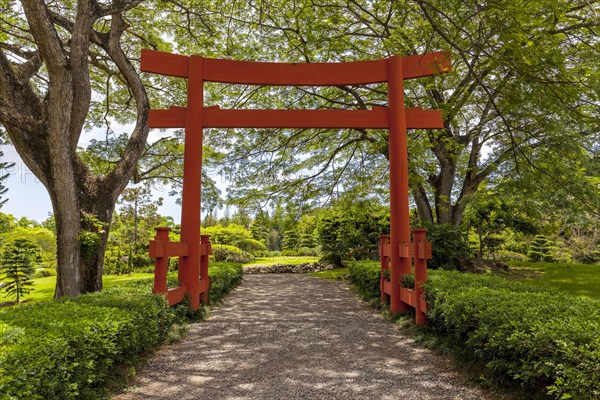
[142,49,450,324]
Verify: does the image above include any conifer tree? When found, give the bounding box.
[1,238,41,302]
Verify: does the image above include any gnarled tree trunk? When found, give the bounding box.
[0,1,150,297]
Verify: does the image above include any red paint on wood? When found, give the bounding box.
[388,56,411,314]
[199,235,211,303]
[380,235,391,303]
[179,55,204,311]
[167,286,187,306]
[149,106,444,130]
[142,49,450,323]
[203,57,388,85]
[413,228,429,326]
[203,107,388,129]
[151,227,170,294]
[400,287,417,307]
[141,49,188,77]
[140,49,450,84]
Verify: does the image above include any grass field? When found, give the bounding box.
[243,256,319,267]
[494,261,600,299]
[1,273,154,304]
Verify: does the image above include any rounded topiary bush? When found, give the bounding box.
[212,244,254,263]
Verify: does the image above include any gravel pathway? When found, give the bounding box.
[115,274,492,400]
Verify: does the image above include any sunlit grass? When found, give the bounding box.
[243,256,319,267]
[495,261,600,299]
[1,273,154,304]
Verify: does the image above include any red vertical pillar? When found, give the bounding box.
[413,228,429,325]
[180,55,204,311]
[152,227,170,294]
[379,235,390,303]
[388,56,411,314]
[200,234,211,303]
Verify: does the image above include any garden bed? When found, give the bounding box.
[347,260,600,399]
[0,262,243,400]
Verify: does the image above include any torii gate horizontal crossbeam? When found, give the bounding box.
[148,106,444,129]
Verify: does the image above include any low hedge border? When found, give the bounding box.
[0,262,243,400]
[347,260,600,399]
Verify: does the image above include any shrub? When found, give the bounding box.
[204,262,243,304]
[234,238,267,256]
[0,261,243,399]
[281,249,298,256]
[0,291,176,399]
[33,268,56,279]
[421,223,470,270]
[496,250,528,262]
[297,246,319,256]
[424,272,600,399]
[212,244,254,263]
[348,262,600,399]
[348,260,381,300]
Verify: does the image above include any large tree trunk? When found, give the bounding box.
[0,2,150,298]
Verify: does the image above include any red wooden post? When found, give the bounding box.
[413,228,430,325]
[379,235,390,303]
[388,56,411,314]
[200,234,211,303]
[150,227,170,294]
[179,55,205,311]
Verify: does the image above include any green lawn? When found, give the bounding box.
[1,273,154,304]
[243,255,319,267]
[496,261,600,299]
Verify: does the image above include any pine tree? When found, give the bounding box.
[283,228,300,251]
[528,235,556,262]
[1,238,41,302]
[300,231,317,248]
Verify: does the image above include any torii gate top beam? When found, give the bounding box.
[141,49,450,85]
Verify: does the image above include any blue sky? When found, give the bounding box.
[0,136,186,224]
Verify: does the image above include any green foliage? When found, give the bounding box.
[496,250,528,262]
[204,262,243,304]
[317,200,389,267]
[202,223,251,245]
[0,262,243,399]
[0,238,40,303]
[0,226,56,266]
[211,244,254,263]
[347,261,381,301]
[282,227,300,251]
[234,238,267,256]
[33,268,56,279]
[400,273,415,289]
[424,272,600,399]
[528,235,556,262]
[421,224,470,270]
[0,289,176,399]
[348,261,600,398]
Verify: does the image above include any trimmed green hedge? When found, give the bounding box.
[347,261,600,399]
[348,260,381,300]
[0,262,243,400]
